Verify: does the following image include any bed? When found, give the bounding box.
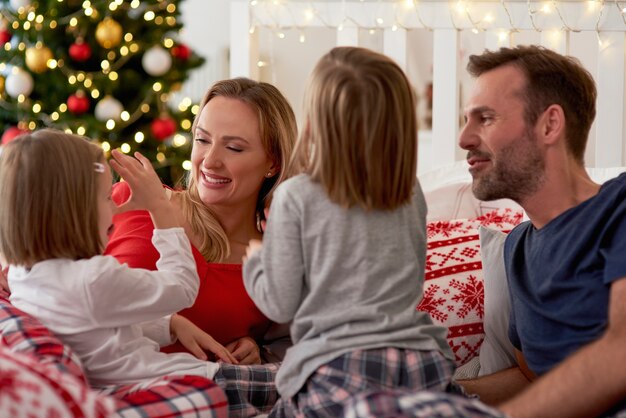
[229,0,626,377]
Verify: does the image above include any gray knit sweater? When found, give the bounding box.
[243,174,452,398]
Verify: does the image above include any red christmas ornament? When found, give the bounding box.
[171,44,191,61]
[1,126,29,145]
[0,29,11,45]
[69,39,92,62]
[151,116,177,141]
[67,91,90,115]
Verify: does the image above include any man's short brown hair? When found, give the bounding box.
[467,45,596,164]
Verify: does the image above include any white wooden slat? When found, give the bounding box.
[431,29,460,168]
[595,32,625,167]
[383,28,407,70]
[484,31,510,51]
[540,29,569,54]
[336,25,359,46]
[230,0,259,79]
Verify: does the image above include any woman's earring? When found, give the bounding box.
[266,171,273,178]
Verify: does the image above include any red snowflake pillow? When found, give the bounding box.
[0,346,114,417]
[417,208,523,366]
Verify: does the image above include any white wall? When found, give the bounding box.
[176,0,232,101]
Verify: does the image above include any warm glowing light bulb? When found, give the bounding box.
[541,2,552,14]
[173,134,187,147]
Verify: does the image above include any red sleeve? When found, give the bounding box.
[104,182,160,270]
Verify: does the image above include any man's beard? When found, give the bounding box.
[470,129,545,203]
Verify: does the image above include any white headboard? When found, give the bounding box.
[230,0,626,171]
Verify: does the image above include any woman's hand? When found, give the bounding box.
[170,314,238,364]
[225,336,261,365]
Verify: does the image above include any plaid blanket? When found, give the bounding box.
[0,289,85,380]
[0,291,230,417]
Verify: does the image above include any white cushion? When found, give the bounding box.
[477,227,517,376]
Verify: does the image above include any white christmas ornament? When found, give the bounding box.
[5,68,34,97]
[95,96,123,121]
[10,0,31,11]
[142,46,172,76]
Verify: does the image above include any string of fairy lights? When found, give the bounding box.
[247,0,626,68]
[0,0,199,170]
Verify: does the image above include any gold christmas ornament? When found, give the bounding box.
[0,75,5,95]
[96,18,123,49]
[25,43,53,73]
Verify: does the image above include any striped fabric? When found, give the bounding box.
[270,348,455,418]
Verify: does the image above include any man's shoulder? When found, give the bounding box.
[600,172,626,190]
[504,220,531,247]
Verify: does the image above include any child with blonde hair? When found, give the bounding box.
[0,129,278,417]
[243,46,455,417]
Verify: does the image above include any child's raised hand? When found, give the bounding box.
[243,239,263,263]
[109,149,167,213]
[109,149,178,229]
[170,314,239,364]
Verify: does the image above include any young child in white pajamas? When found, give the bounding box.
[0,129,278,417]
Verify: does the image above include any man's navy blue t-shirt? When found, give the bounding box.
[505,173,626,376]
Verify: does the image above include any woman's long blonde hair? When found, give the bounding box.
[291,46,417,210]
[179,78,297,262]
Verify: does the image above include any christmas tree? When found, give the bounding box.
[0,0,205,185]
